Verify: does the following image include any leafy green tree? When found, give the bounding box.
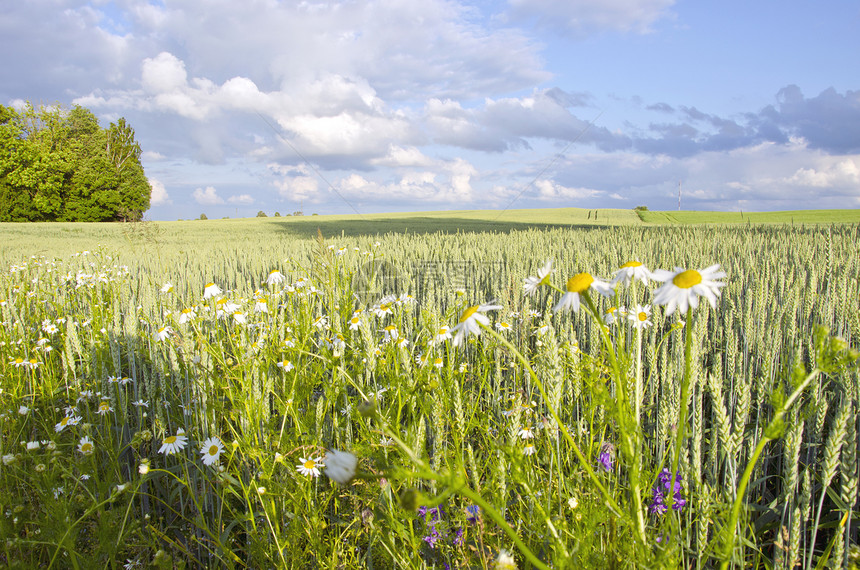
[0,102,151,222]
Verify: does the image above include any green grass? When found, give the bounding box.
[1,218,858,568]
[1,207,857,260]
[636,208,860,225]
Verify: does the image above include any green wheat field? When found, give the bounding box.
[1,208,858,569]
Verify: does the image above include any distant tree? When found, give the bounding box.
[199,213,208,220]
[273,211,281,217]
[0,102,150,222]
[292,210,304,216]
[256,210,267,217]
[633,205,649,211]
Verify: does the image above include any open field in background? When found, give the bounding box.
[0,209,859,568]
[1,207,859,259]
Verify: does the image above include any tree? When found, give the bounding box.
[256,210,267,217]
[0,102,151,222]
[199,213,208,220]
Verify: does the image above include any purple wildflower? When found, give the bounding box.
[597,442,615,472]
[649,469,685,515]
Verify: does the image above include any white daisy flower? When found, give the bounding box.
[434,325,452,344]
[78,436,95,456]
[96,401,113,415]
[523,444,536,456]
[523,259,553,296]
[651,264,726,316]
[160,282,173,294]
[629,304,653,329]
[518,427,536,440]
[203,282,223,299]
[348,315,362,331]
[200,436,225,466]
[154,326,173,342]
[451,302,502,347]
[297,456,322,478]
[611,260,653,286]
[277,359,294,372]
[178,307,196,324]
[552,273,613,314]
[253,300,268,314]
[158,430,188,455]
[265,270,285,286]
[55,415,81,433]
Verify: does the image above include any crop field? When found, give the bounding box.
[0,209,858,569]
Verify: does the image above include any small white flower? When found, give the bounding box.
[18,405,29,415]
[160,282,173,294]
[629,304,653,329]
[518,427,536,440]
[154,326,173,342]
[200,436,225,466]
[277,359,294,372]
[265,270,285,286]
[203,282,223,299]
[523,259,553,296]
[611,260,653,286]
[451,302,502,347]
[78,436,95,455]
[323,450,358,484]
[158,430,188,455]
[297,456,322,478]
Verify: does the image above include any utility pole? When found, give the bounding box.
[678,180,681,211]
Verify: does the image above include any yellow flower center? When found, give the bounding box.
[60,417,69,426]
[459,306,479,323]
[672,270,703,289]
[304,460,315,469]
[81,443,93,453]
[15,358,23,364]
[208,445,219,455]
[163,436,177,444]
[620,261,642,268]
[607,307,617,314]
[100,403,109,410]
[638,311,648,322]
[566,273,593,293]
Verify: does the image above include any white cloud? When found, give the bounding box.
[141,150,166,161]
[192,186,225,205]
[148,178,171,206]
[227,194,255,205]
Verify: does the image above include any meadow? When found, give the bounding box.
[0,208,858,569]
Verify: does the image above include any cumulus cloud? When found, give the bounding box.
[227,194,255,205]
[148,178,171,206]
[192,186,225,205]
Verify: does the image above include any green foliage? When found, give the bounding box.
[0,214,859,567]
[256,210,267,217]
[0,102,150,222]
[199,213,208,220]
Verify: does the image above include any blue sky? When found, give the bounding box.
[2,0,859,220]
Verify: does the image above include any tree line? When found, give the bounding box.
[0,102,151,222]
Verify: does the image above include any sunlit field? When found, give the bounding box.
[1,210,858,569]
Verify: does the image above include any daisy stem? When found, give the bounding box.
[482,324,624,519]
